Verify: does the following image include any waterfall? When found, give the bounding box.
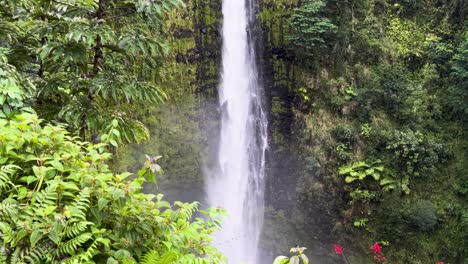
[205,0,268,262]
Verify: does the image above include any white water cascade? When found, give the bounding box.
[205,0,268,262]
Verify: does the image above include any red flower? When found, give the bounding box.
[370,242,382,255]
[437,262,444,264]
[334,244,344,255]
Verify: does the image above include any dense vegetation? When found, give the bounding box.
[259,0,467,263]
[1,0,467,263]
[0,111,224,263]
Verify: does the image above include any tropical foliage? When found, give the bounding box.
[0,0,183,143]
[1,0,467,262]
[0,111,225,263]
[0,54,224,263]
[287,0,336,53]
[259,0,467,262]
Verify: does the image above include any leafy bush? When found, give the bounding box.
[339,160,384,184]
[287,0,336,53]
[375,64,413,119]
[334,124,354,146]
[407,200,438,231]
[0,113,225,263]
[386,129,448,177]
[0,49,33,118]
[448,34,468,120]
[0,0,184,143]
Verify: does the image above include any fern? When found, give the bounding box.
[63,221,93,239]
[58,233,92,255]
[140,250,160,264]
[0,114,225,263]
[67,188,91,222]
[0,202,18,219]
[10,243,52,264]
[175,202,199,221]
[79,238,101,261]
[0,245,7,263]
[0,165,19,191]
[0,222,14,244]
[140,251,179,264]
[21,244,52,264]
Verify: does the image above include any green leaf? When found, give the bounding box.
[358,172,367,180]
[112,189,125,200]
[30,230,43,247]
[162,241,172,249]
[64,182,80,191]
[44,205,57,216]
[50,160,64,172]
[372,172,381,180]
[39,45,54,60]
[98,198,109,211]
[380,178,395,186]
[107,257,119,264]
[374,166,384,172]
[112,129,120,137]
[345,176,356,183]
[109,139,118,147]
[365,168,375,176]
[114,249,131,260]
[20,175,38,184]
[273,256,289,264]
[32,166,43,177]
[338,166,352,175]
[290,256,300,264]
[300,254,309,264]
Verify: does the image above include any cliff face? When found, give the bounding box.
[113,0,222,184]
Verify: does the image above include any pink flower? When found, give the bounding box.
[334,244,344,255]
[370,242,382,255]
[436,262,444,264]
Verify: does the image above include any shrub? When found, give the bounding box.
[334,124,355,146]
[287,0,337,53]
[0,113,225,263]
[386,129,448,177]
[407,200,438,231]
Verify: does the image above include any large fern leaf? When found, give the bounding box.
[0,165,20,191]
[67,188,91,222]
[140,251,179,264]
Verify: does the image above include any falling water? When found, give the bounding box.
[205,0,268,262]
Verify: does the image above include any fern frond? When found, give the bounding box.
[68,188,90,222]
[141,251,180,264]
[176,202,199,221]
[80,238,101,261]
[58,233,92,255]
[0,165,20,191]
[25,185,58,219]
[0,202,18,219]
[33,185,59,207]
[0,245,8,263]
[63,221,93,239]
[140,250,160,264]
[0,222,14,244]
[22,244,51,263]
[11,243,52,264]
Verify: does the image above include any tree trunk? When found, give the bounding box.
[80,0,106,140]
[460,0,465,28]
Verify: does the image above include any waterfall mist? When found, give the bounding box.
[205,0,268,262]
